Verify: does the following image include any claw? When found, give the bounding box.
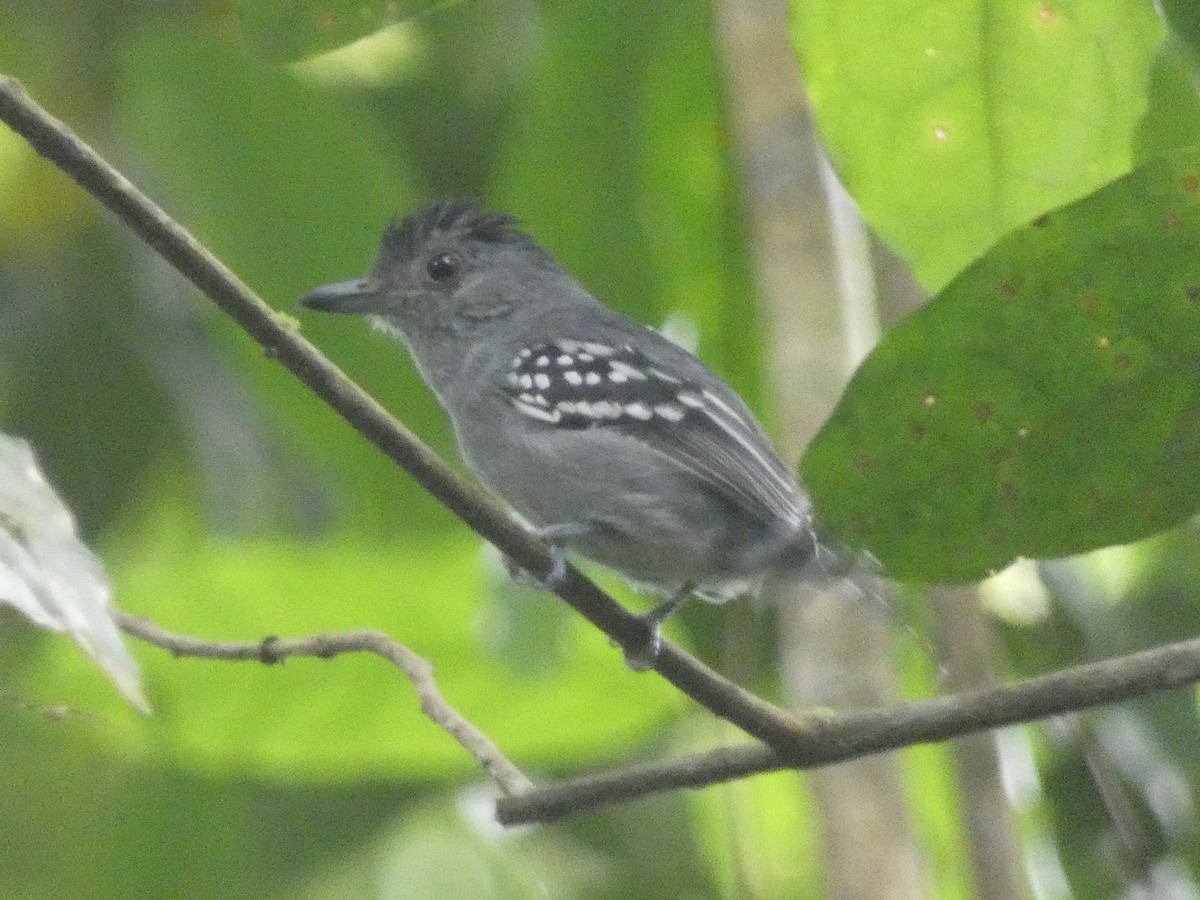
[543,542,569,589]
[502,521,593,590]
[622,583,695,672]
[622,621,662,672]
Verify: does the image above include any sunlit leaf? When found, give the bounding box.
[791,0,1164,289]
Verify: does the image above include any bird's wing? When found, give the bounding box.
[499,337,805,528]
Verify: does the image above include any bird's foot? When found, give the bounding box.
[622,583,695,672]
[502,521,594,590]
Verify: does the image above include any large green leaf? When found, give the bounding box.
[791,0,1164,289]
[802,148,1200,582]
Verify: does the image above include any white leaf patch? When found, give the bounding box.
[0,435,148,712]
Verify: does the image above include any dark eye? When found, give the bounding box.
[425,252,460,282]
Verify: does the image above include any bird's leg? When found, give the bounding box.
[503,521,596,590]
[624,582,696,671]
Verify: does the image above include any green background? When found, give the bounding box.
[2,0,1199,897]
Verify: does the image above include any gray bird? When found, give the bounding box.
[302,201,842,645]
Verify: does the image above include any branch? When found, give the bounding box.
[0,75,810,754]
[117,612,534,795]
[497,632,1200,823]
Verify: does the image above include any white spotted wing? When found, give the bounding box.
[502,340,803,527]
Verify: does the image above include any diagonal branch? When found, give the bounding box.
[0,75,808,755]
[117,612,534,795]
[497,632,1200,823]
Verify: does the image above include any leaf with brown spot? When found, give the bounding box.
[802,148,1200,581]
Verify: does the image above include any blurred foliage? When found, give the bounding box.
[236,0,457,62]
[1158,0,1200,55]
[0,0,1199,898]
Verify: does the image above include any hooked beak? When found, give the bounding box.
[300,276,383,314]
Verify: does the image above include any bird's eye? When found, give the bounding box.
[426,252,460,282]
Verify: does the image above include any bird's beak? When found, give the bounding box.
[300,276,383,314]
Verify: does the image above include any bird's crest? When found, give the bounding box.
[381,200,536,260]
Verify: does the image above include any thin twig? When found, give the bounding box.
[497,632,1200,823]
[117,612,534,795]
[0,74,807,755]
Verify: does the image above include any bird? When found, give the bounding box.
[301,200,844,656]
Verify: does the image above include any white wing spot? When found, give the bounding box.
[649,368,680,384]
[557,354,574,366]
[678,391,704,408]
[609,360,648,381]
[533,372,551,390]
[625,402,653,420]
[518,373,534,390]
[578,353,594,363]
[515,400,561,423]
[609,371,628,384]
[506,372,520,386]
[596,400,623,418]
[582,341,615,356]
[518,348,532,359]
[585,372,602,386]
[535,355,550,367]
[654,403,685,421]
[563,370,583,386]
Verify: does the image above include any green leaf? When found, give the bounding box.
[235,0,454,62]
[802,148,1200,582]
[791,0,1163,289]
